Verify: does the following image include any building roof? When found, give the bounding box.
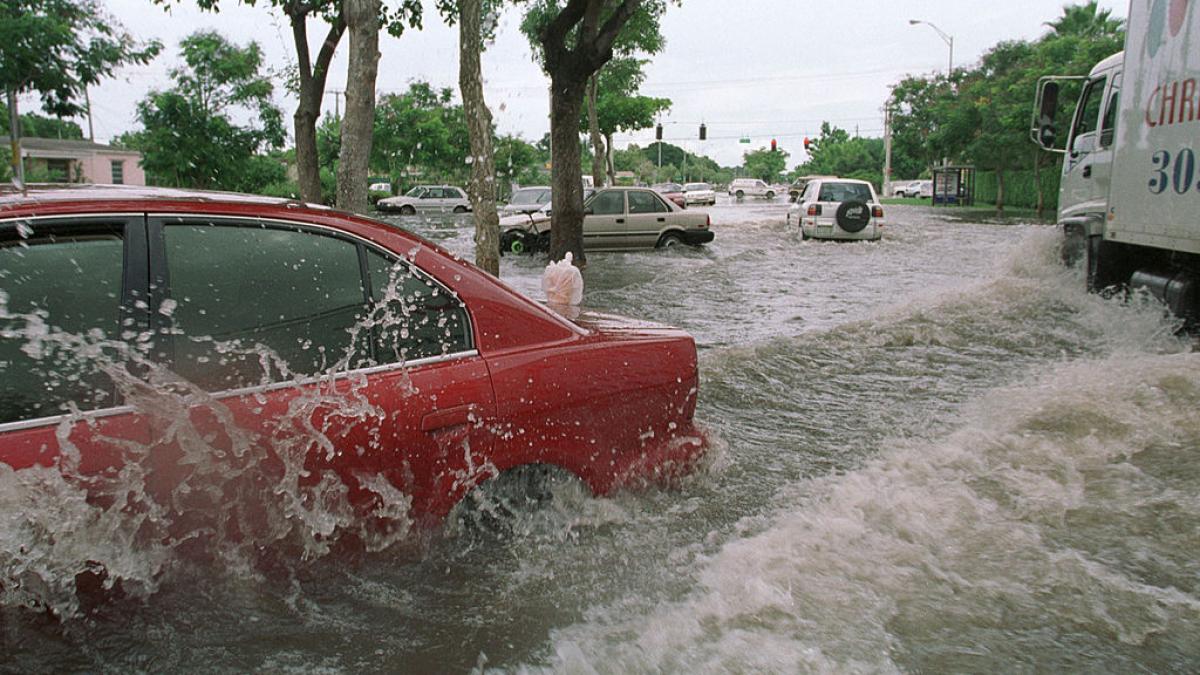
[0,136,141,157]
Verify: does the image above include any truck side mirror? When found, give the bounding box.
[1036,81,1060,150]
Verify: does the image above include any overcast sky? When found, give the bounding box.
[66,0,1128,169]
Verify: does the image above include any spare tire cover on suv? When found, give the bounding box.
[835,201,871,233]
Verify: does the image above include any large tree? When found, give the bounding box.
[742,146,788,183]
[156,0,421,204]
[521,0,674,265]
[336,0,382,214]
[0,0,159,183]
[121,31,286,192]
[580,57,670,185]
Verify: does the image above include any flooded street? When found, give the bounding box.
[4,201,1199,672]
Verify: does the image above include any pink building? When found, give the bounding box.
[2,137,146,186]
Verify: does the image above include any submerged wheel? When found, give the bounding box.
[453,205,468,214]
[765,191,775,199]
[399,204,416,215]
[501,230,529,255]
[453,465,584,537]
[657,231,685,248]
[735,190,745,199]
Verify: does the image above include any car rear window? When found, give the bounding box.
[817,182,873,202]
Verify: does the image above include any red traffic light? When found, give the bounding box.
[770,139,777,152]
[803,137,811,150]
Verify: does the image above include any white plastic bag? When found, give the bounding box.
[542,251,584,305]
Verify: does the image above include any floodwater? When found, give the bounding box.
[3,199,1199,672]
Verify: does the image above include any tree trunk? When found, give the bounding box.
[458,0,500,277]
[336,0,380,214]
[996,169,1006,215]
[586,74,605,188]
[548,75,588,265]
[605,131,615,186]
[289,10,345,204]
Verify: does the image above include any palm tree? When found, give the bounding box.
[1045,1,1125,37]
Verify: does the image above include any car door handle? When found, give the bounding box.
[616,218,625,224]
[421,404,477,432]
[1082,164,1092,178]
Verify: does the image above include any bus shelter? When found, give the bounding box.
[932,166,976,206]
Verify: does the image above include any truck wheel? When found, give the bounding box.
[1061,222,1087,267]
[1086,235,1129,294]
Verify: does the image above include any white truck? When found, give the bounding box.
[1032,0,1199,321]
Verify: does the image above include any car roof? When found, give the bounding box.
[815,178,873,186]
[514,186,551,191]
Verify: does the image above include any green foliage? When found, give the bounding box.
[123,31,285,192]
[0,0,160,117]
[495,134,546,187]
[614,142,732,184]
[742,146,788,183]
[888,1,1124,206]
[580,57,670,138]
[974,167,1062,212]
[519,0,674,63]
[0,101,83,139]
[372,81,470,187]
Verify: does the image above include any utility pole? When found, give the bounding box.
[882,100,894,196]
[7,87,24,186]
[84,87,95,141]
[327,89,344,121]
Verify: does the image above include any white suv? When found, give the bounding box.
[787,178,884,241]
[727,178,776,200]
[894,180,932,198]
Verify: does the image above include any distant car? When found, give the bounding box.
[368,181,392,193]
[651,182,687,209]
[0,185,709,533]
[727,178,775,199]
[788,178,885,241]
[499,187,713,253]
[788,175,837,202]
[377,185,471,214]
[683,182,716,206]
[894,180,933,198]
[500,186,552,216]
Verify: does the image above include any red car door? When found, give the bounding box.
[146,217,495,539]
[0,215,153,486]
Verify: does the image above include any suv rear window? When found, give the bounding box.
[817,182,873,202]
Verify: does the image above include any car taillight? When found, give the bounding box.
[807,204,822,216]
[872,206,884,218]
[703,214,711,229]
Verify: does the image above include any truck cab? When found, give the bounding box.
[1033,1,1200,323]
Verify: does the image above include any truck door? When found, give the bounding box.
[1061,72,1111,220]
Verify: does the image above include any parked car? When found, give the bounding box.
[377,185,471,214]
[499,187,713,253]
[0,185,708,536]
[788,175,837,202]
[788,178,885,241]
[500,186,552,216]
[683,182,717,206]
[651,182,688,209]
[894,180,933,199]
[727,178,776,199]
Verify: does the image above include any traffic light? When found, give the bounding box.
[655,123,663,140]
[699,123,707,141]
[803,137,811,150]
[770,138,777,152]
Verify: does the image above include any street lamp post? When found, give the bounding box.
[908,19,953,75]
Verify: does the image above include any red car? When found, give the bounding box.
[651,182,688,209]
[0,185,707,538]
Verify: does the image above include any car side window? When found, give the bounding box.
[1072,75,1107,141]
[162,223,369,391]
[425,188,442,199]
[627,191,658,214]
[591,190,625,216]
[366,251,471,364]
[0,221,126,423]
[652,193,671,212]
